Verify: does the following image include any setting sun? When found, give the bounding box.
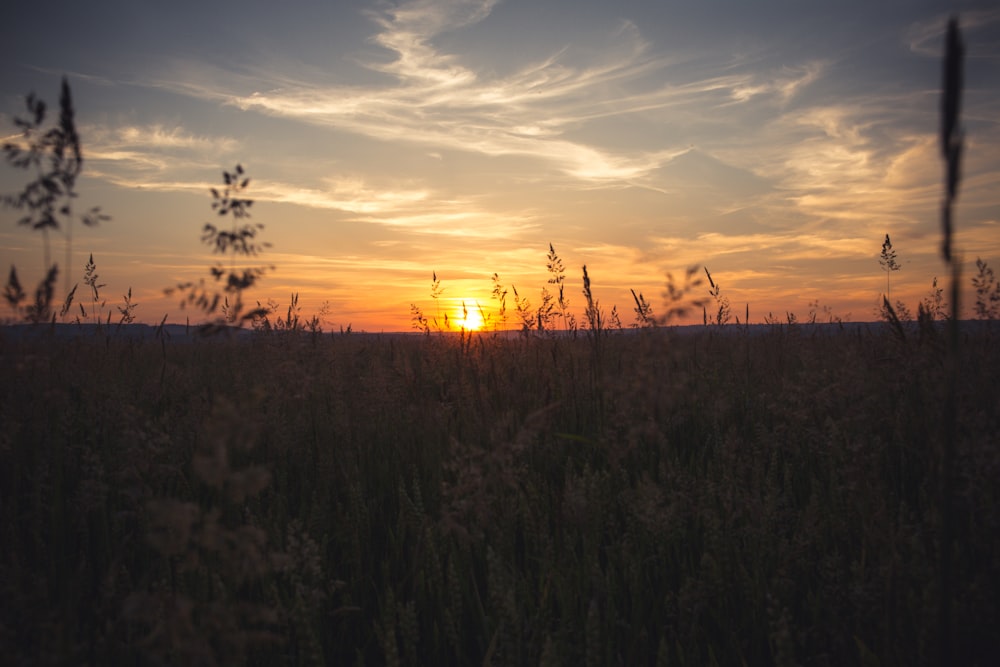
[454,302,485,331]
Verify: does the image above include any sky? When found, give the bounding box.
[1,0,998,331]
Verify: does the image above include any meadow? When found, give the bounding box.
[1,316,998,666]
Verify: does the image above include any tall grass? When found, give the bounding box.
[0,321,997,665]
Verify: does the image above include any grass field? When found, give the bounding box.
[1,319,997,666]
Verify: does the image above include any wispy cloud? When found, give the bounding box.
[82,123,241,179]
[906,9,1000,57]
[134,0,829,185]
[355,209,538,240]
[366,0,500,85]
[726,62,825,104]
[258,177,430,214]
[96,124,239,153]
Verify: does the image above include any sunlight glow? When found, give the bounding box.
[1,2,997,330]
[454,302,485,331]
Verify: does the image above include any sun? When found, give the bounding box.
[454,302,485,331]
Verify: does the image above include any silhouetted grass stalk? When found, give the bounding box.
[939,16,964,664]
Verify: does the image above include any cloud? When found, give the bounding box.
[135,1,837,187]
[82,123,241,178]
[221,174,539,240]
[355,209,538,240]
[106,124,239,153]
[257,176,430,214]
[727,62,825,104]
[365,0,500,85]
[906,9,1000,57]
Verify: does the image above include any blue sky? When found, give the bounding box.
[1,0,998,329]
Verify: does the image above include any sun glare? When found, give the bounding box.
[454,302,485,331]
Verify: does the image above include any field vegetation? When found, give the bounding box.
[1,316,998,666]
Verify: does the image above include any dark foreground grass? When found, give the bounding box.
[0,323,997,666]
